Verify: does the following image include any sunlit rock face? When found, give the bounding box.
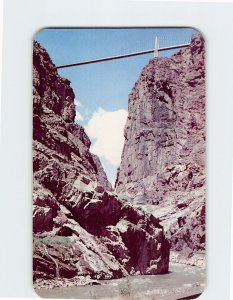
[33,41,169,283]
[115,35,206,257]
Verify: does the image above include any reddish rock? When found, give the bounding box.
[115,35,206,258]
[33,41,170,284]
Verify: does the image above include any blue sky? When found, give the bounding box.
[35,28,199,185]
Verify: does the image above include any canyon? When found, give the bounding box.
[33,41,169,286]
[33,34,205,298]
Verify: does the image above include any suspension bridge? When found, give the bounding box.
[57,36,190,69]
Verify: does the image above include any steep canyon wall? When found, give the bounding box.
[115,35,206,258]
[33,41,169,285]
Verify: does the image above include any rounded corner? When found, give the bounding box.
[33,27,49,41]
[187,26,206,43]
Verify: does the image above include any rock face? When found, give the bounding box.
[115,35,206,257]
[33,41,169,284]
[92,154,113,191]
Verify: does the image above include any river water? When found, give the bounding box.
[35,263,205,300]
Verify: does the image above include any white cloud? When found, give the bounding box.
[74,98,83,108]
[74,99,84,122]
[85,108,128,166]
[75,111,84,122]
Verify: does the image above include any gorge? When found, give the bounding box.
[33,34,205,299]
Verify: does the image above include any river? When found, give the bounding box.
[35,262,205,300]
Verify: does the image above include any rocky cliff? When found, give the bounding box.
[33,41,169,287]
[115,35,206,260]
